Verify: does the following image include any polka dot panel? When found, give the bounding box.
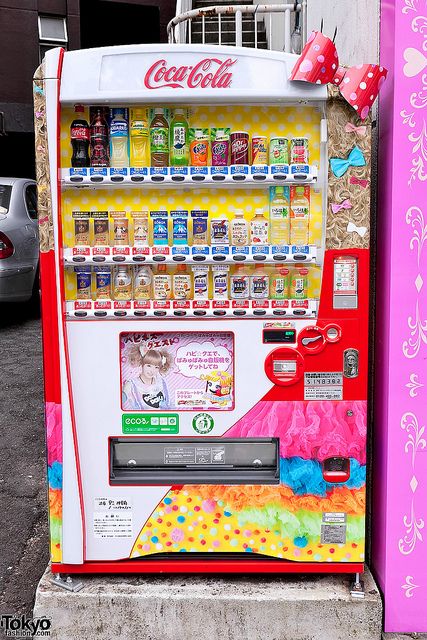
[130,488,365,563]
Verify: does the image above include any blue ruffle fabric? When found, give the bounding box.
[280,457,365,497]
[48,461,63,490]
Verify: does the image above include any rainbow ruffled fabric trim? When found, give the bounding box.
[131,400,367,563]
[46,402,62,562]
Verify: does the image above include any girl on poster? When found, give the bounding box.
[122,346,172,410]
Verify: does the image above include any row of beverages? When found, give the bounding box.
[70,105,310,169]
[72,186,310,248]
[74,263,311,301]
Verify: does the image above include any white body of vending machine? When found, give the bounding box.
[35,44,369,575]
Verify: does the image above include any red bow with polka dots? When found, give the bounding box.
[289,31,387,120]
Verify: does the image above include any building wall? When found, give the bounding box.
[0,0,174,177]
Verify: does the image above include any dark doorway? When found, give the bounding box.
[0,133,36,180]
[80,0,161,49]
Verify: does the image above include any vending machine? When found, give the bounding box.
[35,41,375,575]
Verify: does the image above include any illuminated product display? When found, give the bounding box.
[34,43,376,575]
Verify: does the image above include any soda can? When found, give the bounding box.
[251,136,268,165]
[230,131,249,165]
[75,268,92,300]
[290,137,309,164]
[95,269,111,300]
[269,137,289,165]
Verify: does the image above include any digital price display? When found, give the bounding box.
[262,329,296,344]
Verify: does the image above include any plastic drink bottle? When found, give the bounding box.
[230,264,249,299]
[130,108,149,167]
[170,108,189,166]
[70,104,90,167]
[150,108,169,167]
[153,264,172,300]
[250,209,269,245]
[110,108,129,168]
[249,264,269,299]
[290,186,310,245]
[270,186,290,245]
[231,209,249,246]
[270,264,290,300]
[90,108,109,167]
[289,264,309,299]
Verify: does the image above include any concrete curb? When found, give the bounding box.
[382,635,427,639]
[34,566,382,640]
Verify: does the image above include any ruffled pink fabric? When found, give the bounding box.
[46,402,62,465]
[226,401,366,464]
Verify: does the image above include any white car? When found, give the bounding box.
[0,177,39,302]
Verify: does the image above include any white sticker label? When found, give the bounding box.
[304,372,343,400]
[93,512,133,539]
[93,497,133,539]
[94,497,132,511]
[321,512,347,544]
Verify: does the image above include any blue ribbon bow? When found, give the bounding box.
[330,145,366,178]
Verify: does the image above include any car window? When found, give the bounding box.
[25,184,38,220]
[0,185,12,214]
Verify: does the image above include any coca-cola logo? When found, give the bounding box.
[71,126,90,141]
[144,57,236,90]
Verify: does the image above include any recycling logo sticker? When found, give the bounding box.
[192,413,214,434]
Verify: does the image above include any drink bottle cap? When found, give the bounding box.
[154,107,164,114]
[157,264,167,272]
[296,186,305,195]
[112,108,126,118]
[277,265,290,275]
[176,264,188,272]
[254,263,265,270]
[74,104,84,113]
[254,208,265,216]
[174,108,185,114]
[234,209,244,217]
[275,186,285,194]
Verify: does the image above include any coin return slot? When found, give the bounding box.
[322,457,350,483]
[110,438,279,485]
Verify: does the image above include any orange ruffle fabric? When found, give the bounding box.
[188,484,365,516]
[49,488,62,519]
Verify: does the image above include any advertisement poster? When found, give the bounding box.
[120,332,234,411]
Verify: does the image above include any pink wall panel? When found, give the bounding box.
[375,0,427,632]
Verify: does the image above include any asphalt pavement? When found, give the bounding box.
[0,299,49,618]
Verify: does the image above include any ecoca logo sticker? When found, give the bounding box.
[192,413,214,434]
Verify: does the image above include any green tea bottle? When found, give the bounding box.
[170,108,189,167]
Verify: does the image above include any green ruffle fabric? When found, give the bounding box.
[236,504,365,541]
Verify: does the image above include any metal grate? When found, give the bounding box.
[168,2,307,53]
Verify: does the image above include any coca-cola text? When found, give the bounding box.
[144,58,236,90]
